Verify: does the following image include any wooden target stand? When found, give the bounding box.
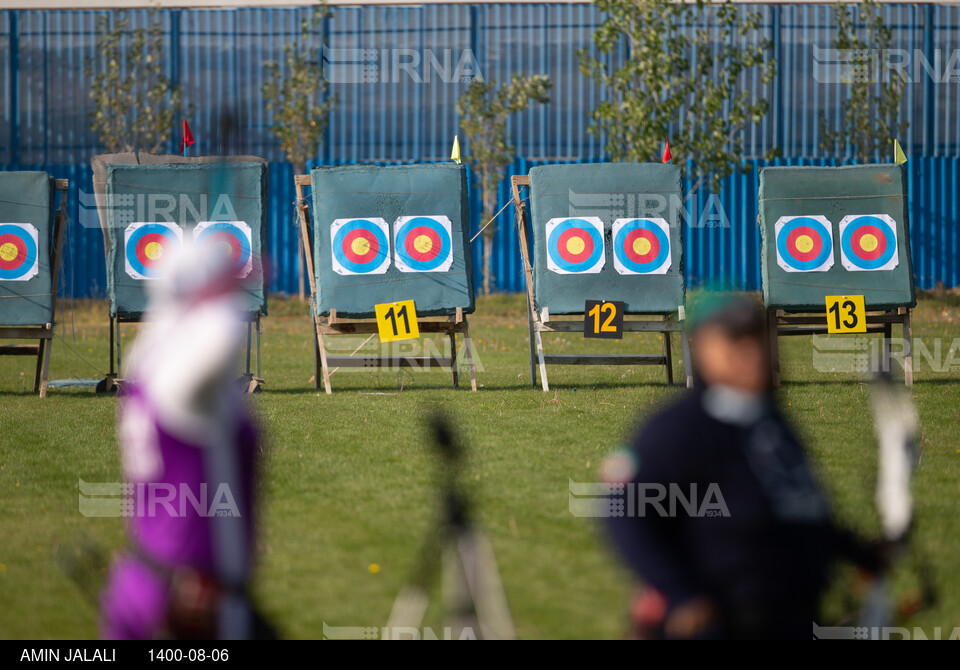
[295,175,477,395]
[767,306,913,387]
[510,176,692,391]
[96,312,264,394]
[0,179,68,397]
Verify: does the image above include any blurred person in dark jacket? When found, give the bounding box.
[602,294,882,639]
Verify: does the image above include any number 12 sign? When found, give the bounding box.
[375,300,420,342]
[584,300,625,339]
[825,295,866,334]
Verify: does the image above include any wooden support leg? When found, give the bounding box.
[38,337,52,398]
[96,316,119,394]
[116,320,123,376]
[313,330,321,390]
[903,310,913,387]
[463,324,478,392]
[681,332,694,389]
[767,308,781,388]
[535,327,549,393]
[449,331,459,388]
[526,298,537,387]
[256,316,262,380]
[245,321,253,376]
[316,323,332,395]
[882,321,893,376]
[33,338,46,394]
[109,315,116,376]
[663,331,674,385]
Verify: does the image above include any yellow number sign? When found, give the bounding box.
[375,300,420,342]
[825,295,866,334]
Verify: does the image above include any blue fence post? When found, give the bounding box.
[922,5,935,157]
[170,9,181,156]
[9,11,20,169]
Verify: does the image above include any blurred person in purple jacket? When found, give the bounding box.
[100,242,270,640]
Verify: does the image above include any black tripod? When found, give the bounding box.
[388,414,515,640]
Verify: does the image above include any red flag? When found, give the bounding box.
[661,138,671,164]
[181,120,195,156]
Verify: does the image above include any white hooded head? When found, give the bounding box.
[124,239,246,444]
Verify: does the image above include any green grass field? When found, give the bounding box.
[1,293,958,639]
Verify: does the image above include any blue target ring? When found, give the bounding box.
[840,216,897,270]
[395,217,452,272]
[0,224,39,280]
[547,219,604,273]
[776,217,833,271]
[613,219,670,274]
[125,223,181,278]
[332,219,390,274]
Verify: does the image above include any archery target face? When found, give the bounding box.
[0,223,39,282]
[393,215,454,273]
[774,215,834,273]
[331,218,391,275]
[545,217,605,274]
[612,218,671,275]
[193,221,254,279]
[839,214,899,272]
[124,221,183,280]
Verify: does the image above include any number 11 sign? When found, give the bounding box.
[375,300,420,342]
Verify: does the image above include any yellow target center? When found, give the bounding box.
[413,234,433,254]
[216,240,233,258]
[144,241,164,261]
[566,236,586,255]
[0,242,19,262]
[795,235,814,254]
[351,237,371,257]
[860,234,878,252]
[633,237,652,256]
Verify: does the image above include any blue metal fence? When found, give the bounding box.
[2,4,959,297]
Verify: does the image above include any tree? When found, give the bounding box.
[262,4,337,300]
[457,75,552,295]
[262,4,336,175]
[579,0,777,195]
[819,0,908,163]
[86,11,181,153]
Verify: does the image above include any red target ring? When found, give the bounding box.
[785,226,824,262]
[622,229,660,265]
[849,224,887,261]
[403,226,443,263]
[205,230,243,268]
[0,233,28,270]
[556,229,595,264]
[341,228,381,264]
[134,232,173,269]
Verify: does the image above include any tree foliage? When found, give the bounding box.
[457,74,552,294]
[579,0,777,193]
[262,5,337,172]
[86,11,181,154]
[819,0,908,163]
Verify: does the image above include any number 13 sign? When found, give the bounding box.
[375,300,420,342]
[825,295,866,334]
